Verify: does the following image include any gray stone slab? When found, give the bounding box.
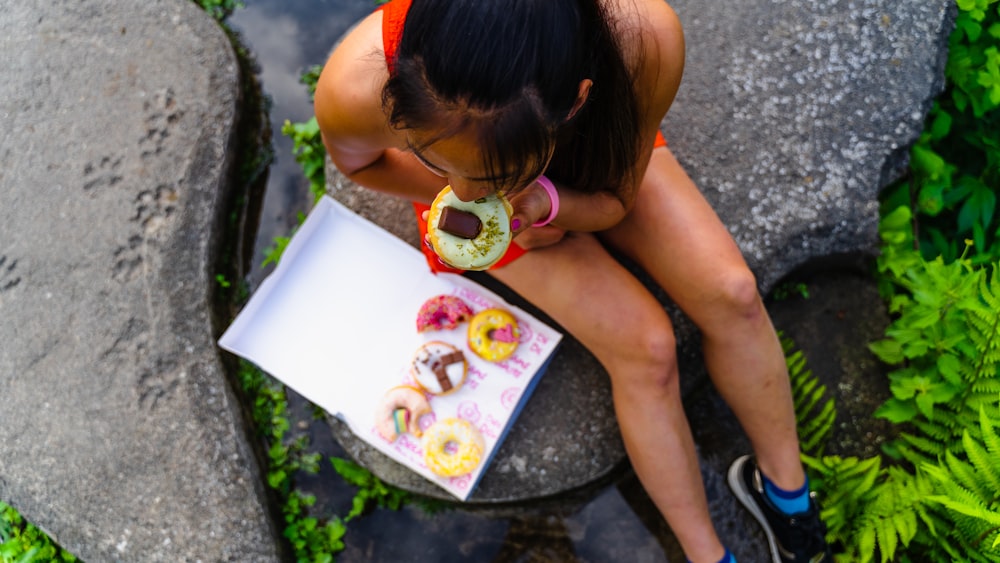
[324,0,953,503]
[0,1,280,560]
[668,0,955,290]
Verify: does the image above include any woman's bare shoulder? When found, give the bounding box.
[314,11,398,155]
[615,0,685,123]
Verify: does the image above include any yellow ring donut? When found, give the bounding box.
[422,418,485,477]
[467,308,520,362]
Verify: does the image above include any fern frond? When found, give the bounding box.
[973,379,1000,394]
[795,378,827,420]
[925,467,999,521]
[899,431,948,458]
[784,335,836,457]
[965,275,1000,382]
[799,400,836,454]
[981,404,1000,464]
[875,517,898,562]
[893,440,938,469]
[963,427,1000,493]
[848,467,929,563]
[943,449,995,504]
[804,454,885,544]
[981,267,1000,309]
[927,494,1000,532]
[911,416,958,442]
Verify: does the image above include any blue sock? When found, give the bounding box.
[763,473,811,515]
[687,548,736,563]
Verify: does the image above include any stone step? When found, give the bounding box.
[0,1,279,560]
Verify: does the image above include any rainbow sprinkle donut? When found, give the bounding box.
[422,418,485,477]
[374,385,432,442]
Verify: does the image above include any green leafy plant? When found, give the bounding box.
[797,236,1000,560]
[802,4,1000,556]
[282,117,328,204]
[0,502,77,563]
[787,216,1000,561]
[880,0,1000,265]
[817,248,1000,561]
[869,248,1000,469]
[193,0,243,21]
[785,336,929,563]
[330,457,411,521]
[237,360,349,559]
[281,66,329,206]
[772,281,811,301]
[804,456,934,563]
[237,356,418,560]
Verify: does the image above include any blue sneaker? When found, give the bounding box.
[727,455,833,563]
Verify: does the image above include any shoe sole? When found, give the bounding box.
[727,455,782,563]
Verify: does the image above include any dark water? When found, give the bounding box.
[230,0,373,288]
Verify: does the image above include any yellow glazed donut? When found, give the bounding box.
[422,418,485,477]
[374,385,432,442]
[467,308,521,362]
[426,186,513,271]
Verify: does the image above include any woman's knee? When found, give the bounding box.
[604,315,680,393]
[713,266,766,323]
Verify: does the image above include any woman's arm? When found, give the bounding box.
[314,13,446,204]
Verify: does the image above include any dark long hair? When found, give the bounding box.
[382,0,641,195]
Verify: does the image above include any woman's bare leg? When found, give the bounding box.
[491,234,727,563]
[603,146,805,490]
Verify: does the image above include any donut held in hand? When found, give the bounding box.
[426,185,513,271]
[416,294,474,332]
[374,385,432,442]
[411,341,468,395]
[422,417,485,477]
[468,308,521,362]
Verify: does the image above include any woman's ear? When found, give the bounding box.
[566,79,593,121]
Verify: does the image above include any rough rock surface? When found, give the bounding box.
[0,1,279,560]
[669,0,955,289]
[325,0,954,502]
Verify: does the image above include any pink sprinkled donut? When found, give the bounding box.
[416,295,474,333]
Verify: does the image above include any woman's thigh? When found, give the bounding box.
[488,231,675,373]
[601,146,757,331]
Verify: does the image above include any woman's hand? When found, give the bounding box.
[507,179,566,249]
[508,179,553,232]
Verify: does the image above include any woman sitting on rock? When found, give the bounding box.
[314,0,832,561]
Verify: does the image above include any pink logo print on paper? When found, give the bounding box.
[457,401,481,424]
[420,411,437,433]
[500,387,520,411]
[517,321,533,343]
[450,473,472,490]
